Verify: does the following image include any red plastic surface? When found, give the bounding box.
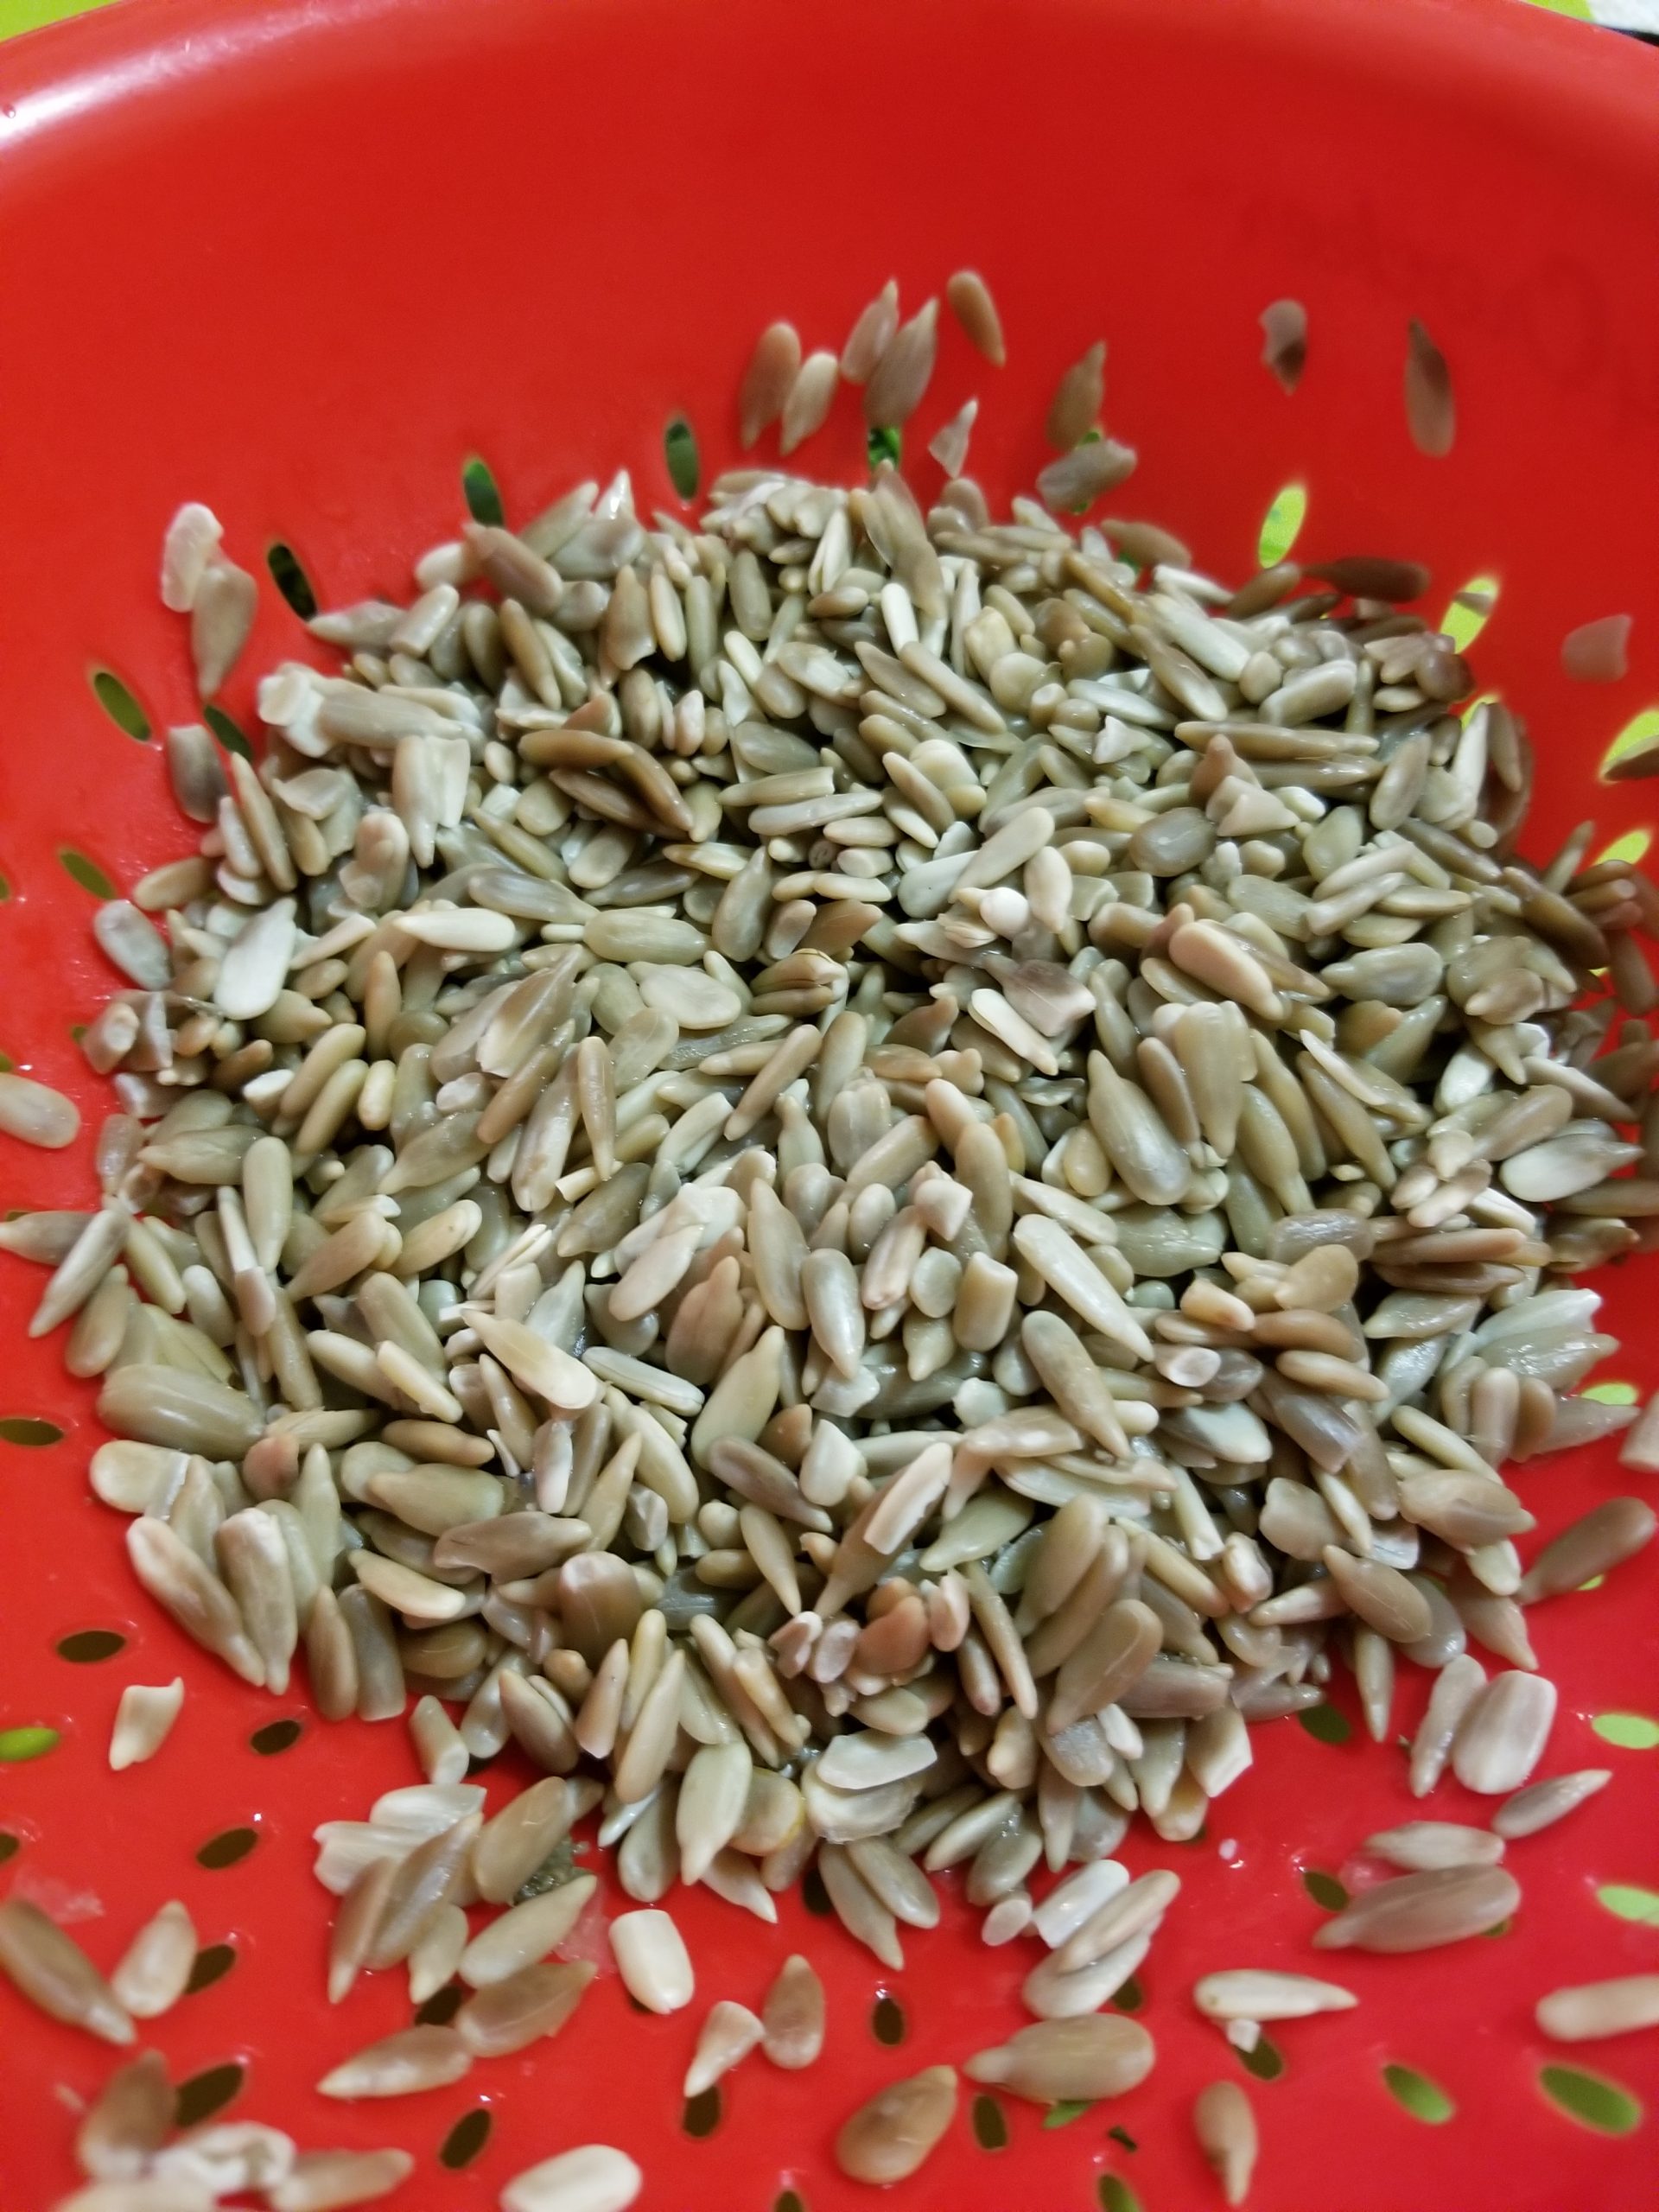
[1,0,1658,2204]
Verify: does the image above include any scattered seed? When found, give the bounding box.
[1492,1769,1612,1840]
[111,1899,198,2018]
[1536,1975,1659,2043]
[0,1897,133,2044]
[110,1678,185,1770]
[946,271,1006,366]
[1313,1866,1520,1952]
[966,2016,1154,2103]
[1193,2080,1258,2206]
[608,1908,693,2014]
[499,2145,643,2212]
[835,2064,957,2184]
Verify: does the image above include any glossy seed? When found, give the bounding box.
[835,2065,957,2184]
[1313,1866,1520,1952]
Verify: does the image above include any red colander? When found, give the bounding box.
[2,0,1658,2204]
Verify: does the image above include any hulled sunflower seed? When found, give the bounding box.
[269,2149,416,2212]
[1313,1866,1520,1952]
[109,1678,184,1770]
[499,2145,642,2212]
[760,1953,825,2069]
[834,2065,957,2184]
[1535,1975,1659,2043]
[1193,1969,1357,2023]
[608,1908,693,2013]
[0,1899,133,2044]
[316,2024,472,2099]
[110,1899,197,2019]
[966,2014,1154,2102]
[1491,1769,1612,1840]
[1193,2080,1258,2208]
[684,1999,766,2096]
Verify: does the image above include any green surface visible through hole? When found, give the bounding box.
[1302,1868,1349,1911]
[185,1943,236,1995]
[174,2062,245,2129]
[1592,1712,1659,1751]
[1257,483,1306,568]
[868,425,901,472]
[266,543,318,622]
[0,1726,60,1763]
[55,1630,125,1663]
[462,455,505,527]
[1440,575,1499,652]
[0,1417,65,1446]
[196,1826,258,1870]
[774,2195,806,2212]
[1583,1380,1638,1405]
[1382,2063,1456,2124]
[1539,2065,1643,2135]
[1597,1883,1659,1925]
[516,1837,581,1902]
[0,1834,19,1864]
[90,669,150,742]
[1298,1702,1351,1746]
[438,2107,492,2169]
[683,2088,721,2139]
[203,703,252,760]
[416,1983,464,2027]
[1596,830,1651,868]
[971,2094,1008,2151]
[871,1993,906,2045]
[57,849,116,900]
[1601,708,1659,780]
[250,1718,303,1756]
[1239,2031,1287,2082]
[1043,2099,1095,2129]
[664,417,700,501]
[1098,2177,1143,2212]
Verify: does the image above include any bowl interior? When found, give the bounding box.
[1,0,1658,2205]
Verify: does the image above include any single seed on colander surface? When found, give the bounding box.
[1535,1974,1659,2044]
[1193,2079,1259,2207]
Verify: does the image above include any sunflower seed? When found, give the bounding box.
[761,1953,825,2069]
[109,1678,185,1770]
[316,2024,472,2098]
[967,2015,1154,2102]
[499,2145,642,2212]
[1491,1769,1612,1840]
[835,2065,957,2184]
[608,1908,693,2013]
[1451,1673,1558,1794]
[0,1898,133,2044]
[1313,1865,1520,1951]
[456,1957,596,2056]
[1192,1969,1357,2022]
[945,270,1006,365]
[110,1900,196,2018]
[1535,1975,1659,2043]
[1193,2080,1258,2208]
[269,2149,416,2211]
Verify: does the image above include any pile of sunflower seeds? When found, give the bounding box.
[8,276,1659,2208]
